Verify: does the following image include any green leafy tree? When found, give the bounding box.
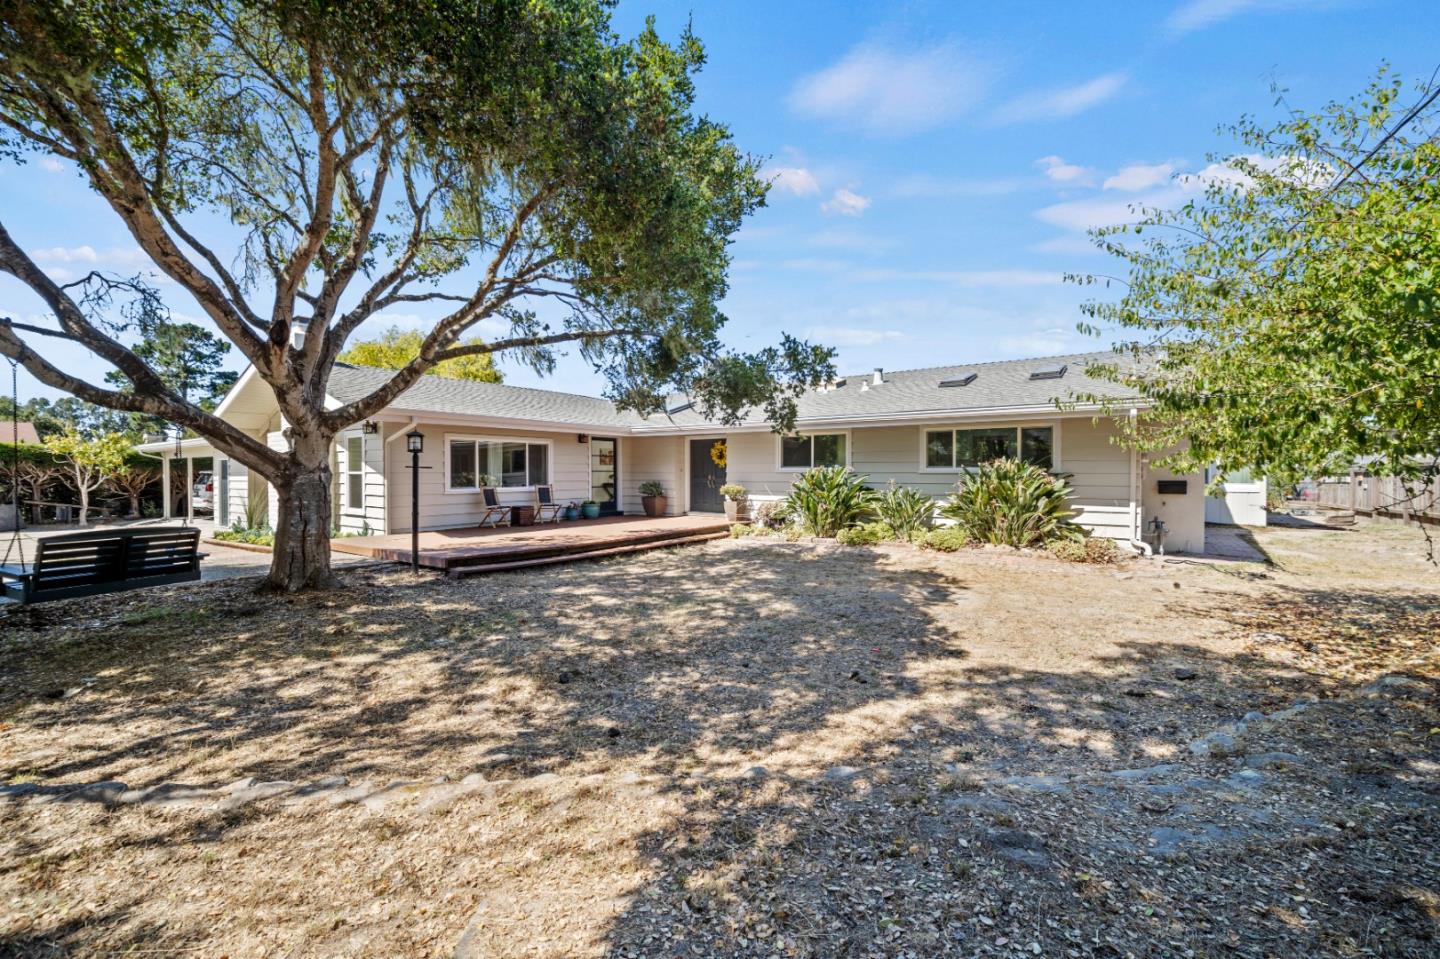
[0,1,834,591]
[1074,68,1440,488]
[103,302,239,425]
[43,432,131,526]
[339,326,501,383]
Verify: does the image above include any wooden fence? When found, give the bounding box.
[1313,471,1440,526]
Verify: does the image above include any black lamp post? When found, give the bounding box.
[406,428,425,574]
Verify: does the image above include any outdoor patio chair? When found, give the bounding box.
[533,484,564,524]
[479,487,511,528]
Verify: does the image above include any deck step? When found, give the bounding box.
[446,532,729,578]
[439,523,730,570]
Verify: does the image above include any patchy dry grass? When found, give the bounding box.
[0,518,1436,957]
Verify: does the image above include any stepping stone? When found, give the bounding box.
[1107,764,1182,781]
[118,784,215,807]
[823,766,861,783]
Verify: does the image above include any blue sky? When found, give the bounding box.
[0,0,1433,402]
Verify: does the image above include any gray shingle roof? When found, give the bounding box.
[327,351,1143,432]
[327,365,647,428]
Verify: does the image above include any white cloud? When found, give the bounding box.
[33,245,100,264]
[997,326,1078,356]
[40,157,65,173]
[1165,0,1327,35]
[805,325,910,347]
[995,72,1128,124]
[805,229,898,254]
[788,41,994,136]
[821,188,871,217]
[1103,162,1175,191]
[889,173,1027,198]
[1033,192,1181,232]
[854,267,1063,288]
[1036,155,1094,186]
[768,165,821,197]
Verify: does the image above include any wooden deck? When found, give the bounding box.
[329,514,731,576]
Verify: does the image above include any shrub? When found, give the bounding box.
[775,466,877,537]
[836,521,895,546]
[718,483,748,501]
[752,500,783,529]
[939,458,1082,548]
[214,526,274,547]
[875,483,935,538]
[923,526,972,552]
[1047,535,1122,564]
[729,523,767,538]
[639,480,665,497]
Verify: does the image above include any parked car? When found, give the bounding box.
[192,471,215,513]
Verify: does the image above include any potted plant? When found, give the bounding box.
[564,501,581,521]
[581,499,601,519]
[639,480,668,517]
[719,483,749,522]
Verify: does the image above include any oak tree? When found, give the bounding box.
[0,1,833,589]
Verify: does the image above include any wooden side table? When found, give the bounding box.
[510,504,536,527]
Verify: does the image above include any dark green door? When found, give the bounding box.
[689,439,726,513]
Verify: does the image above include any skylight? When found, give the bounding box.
[939,372,977,388]
[1028,363,1067,381]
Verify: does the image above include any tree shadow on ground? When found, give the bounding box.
[2,541,1437,957]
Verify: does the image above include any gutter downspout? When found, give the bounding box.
[1126,407,1152,555]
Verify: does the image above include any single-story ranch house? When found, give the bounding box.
[138,351,1206,553]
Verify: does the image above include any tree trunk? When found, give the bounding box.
[128,493,140,518]
[265,460,334,592]
[77,485,89,527]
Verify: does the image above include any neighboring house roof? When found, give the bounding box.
[6,421,41,444]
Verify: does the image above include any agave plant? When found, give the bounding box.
[939,458,1082,548]
[875,482,935,538]
[776,465,877,537]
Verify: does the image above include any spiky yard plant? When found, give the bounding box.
[875,483,935,539]
[939,458,1082,548]
[776,465,877,538]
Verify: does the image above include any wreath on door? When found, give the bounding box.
[709,439,727,469]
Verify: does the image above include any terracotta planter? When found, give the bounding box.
[642,494,668,517]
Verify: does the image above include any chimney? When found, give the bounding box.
[872,367,884,386]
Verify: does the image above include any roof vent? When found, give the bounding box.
[872,368,884,386]
[1028,363,1067,381]
[939,372,977,388]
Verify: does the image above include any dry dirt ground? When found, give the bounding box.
[0,518,1436,958]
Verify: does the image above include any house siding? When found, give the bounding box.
[621,435,684,515]
[336,427,387,535]
[385,422,593,533]
[718,416,1191,544]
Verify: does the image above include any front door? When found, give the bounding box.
[590,437,620,514]
[689,439,726,513]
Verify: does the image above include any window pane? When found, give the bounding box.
[1021,427,1053,469]
[527,444,548,486]
[449,440,476,489]
[501,442,527,487]
[780,435,812,469]
[813,433,845,467]
[925,430,953,468]
[347,473,363,508]
[955,428,1017,467]
[346,436,364,508]
[474,441,501,487]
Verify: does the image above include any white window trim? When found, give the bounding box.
[443,433,554,494]
[917,421,1062,473]
[343,433,366,514]
[774,429,852,472]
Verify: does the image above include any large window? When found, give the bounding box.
[780,432,847,470]
[345,435,364,509]
[447,437,550,491]
[924,426,1053,470]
